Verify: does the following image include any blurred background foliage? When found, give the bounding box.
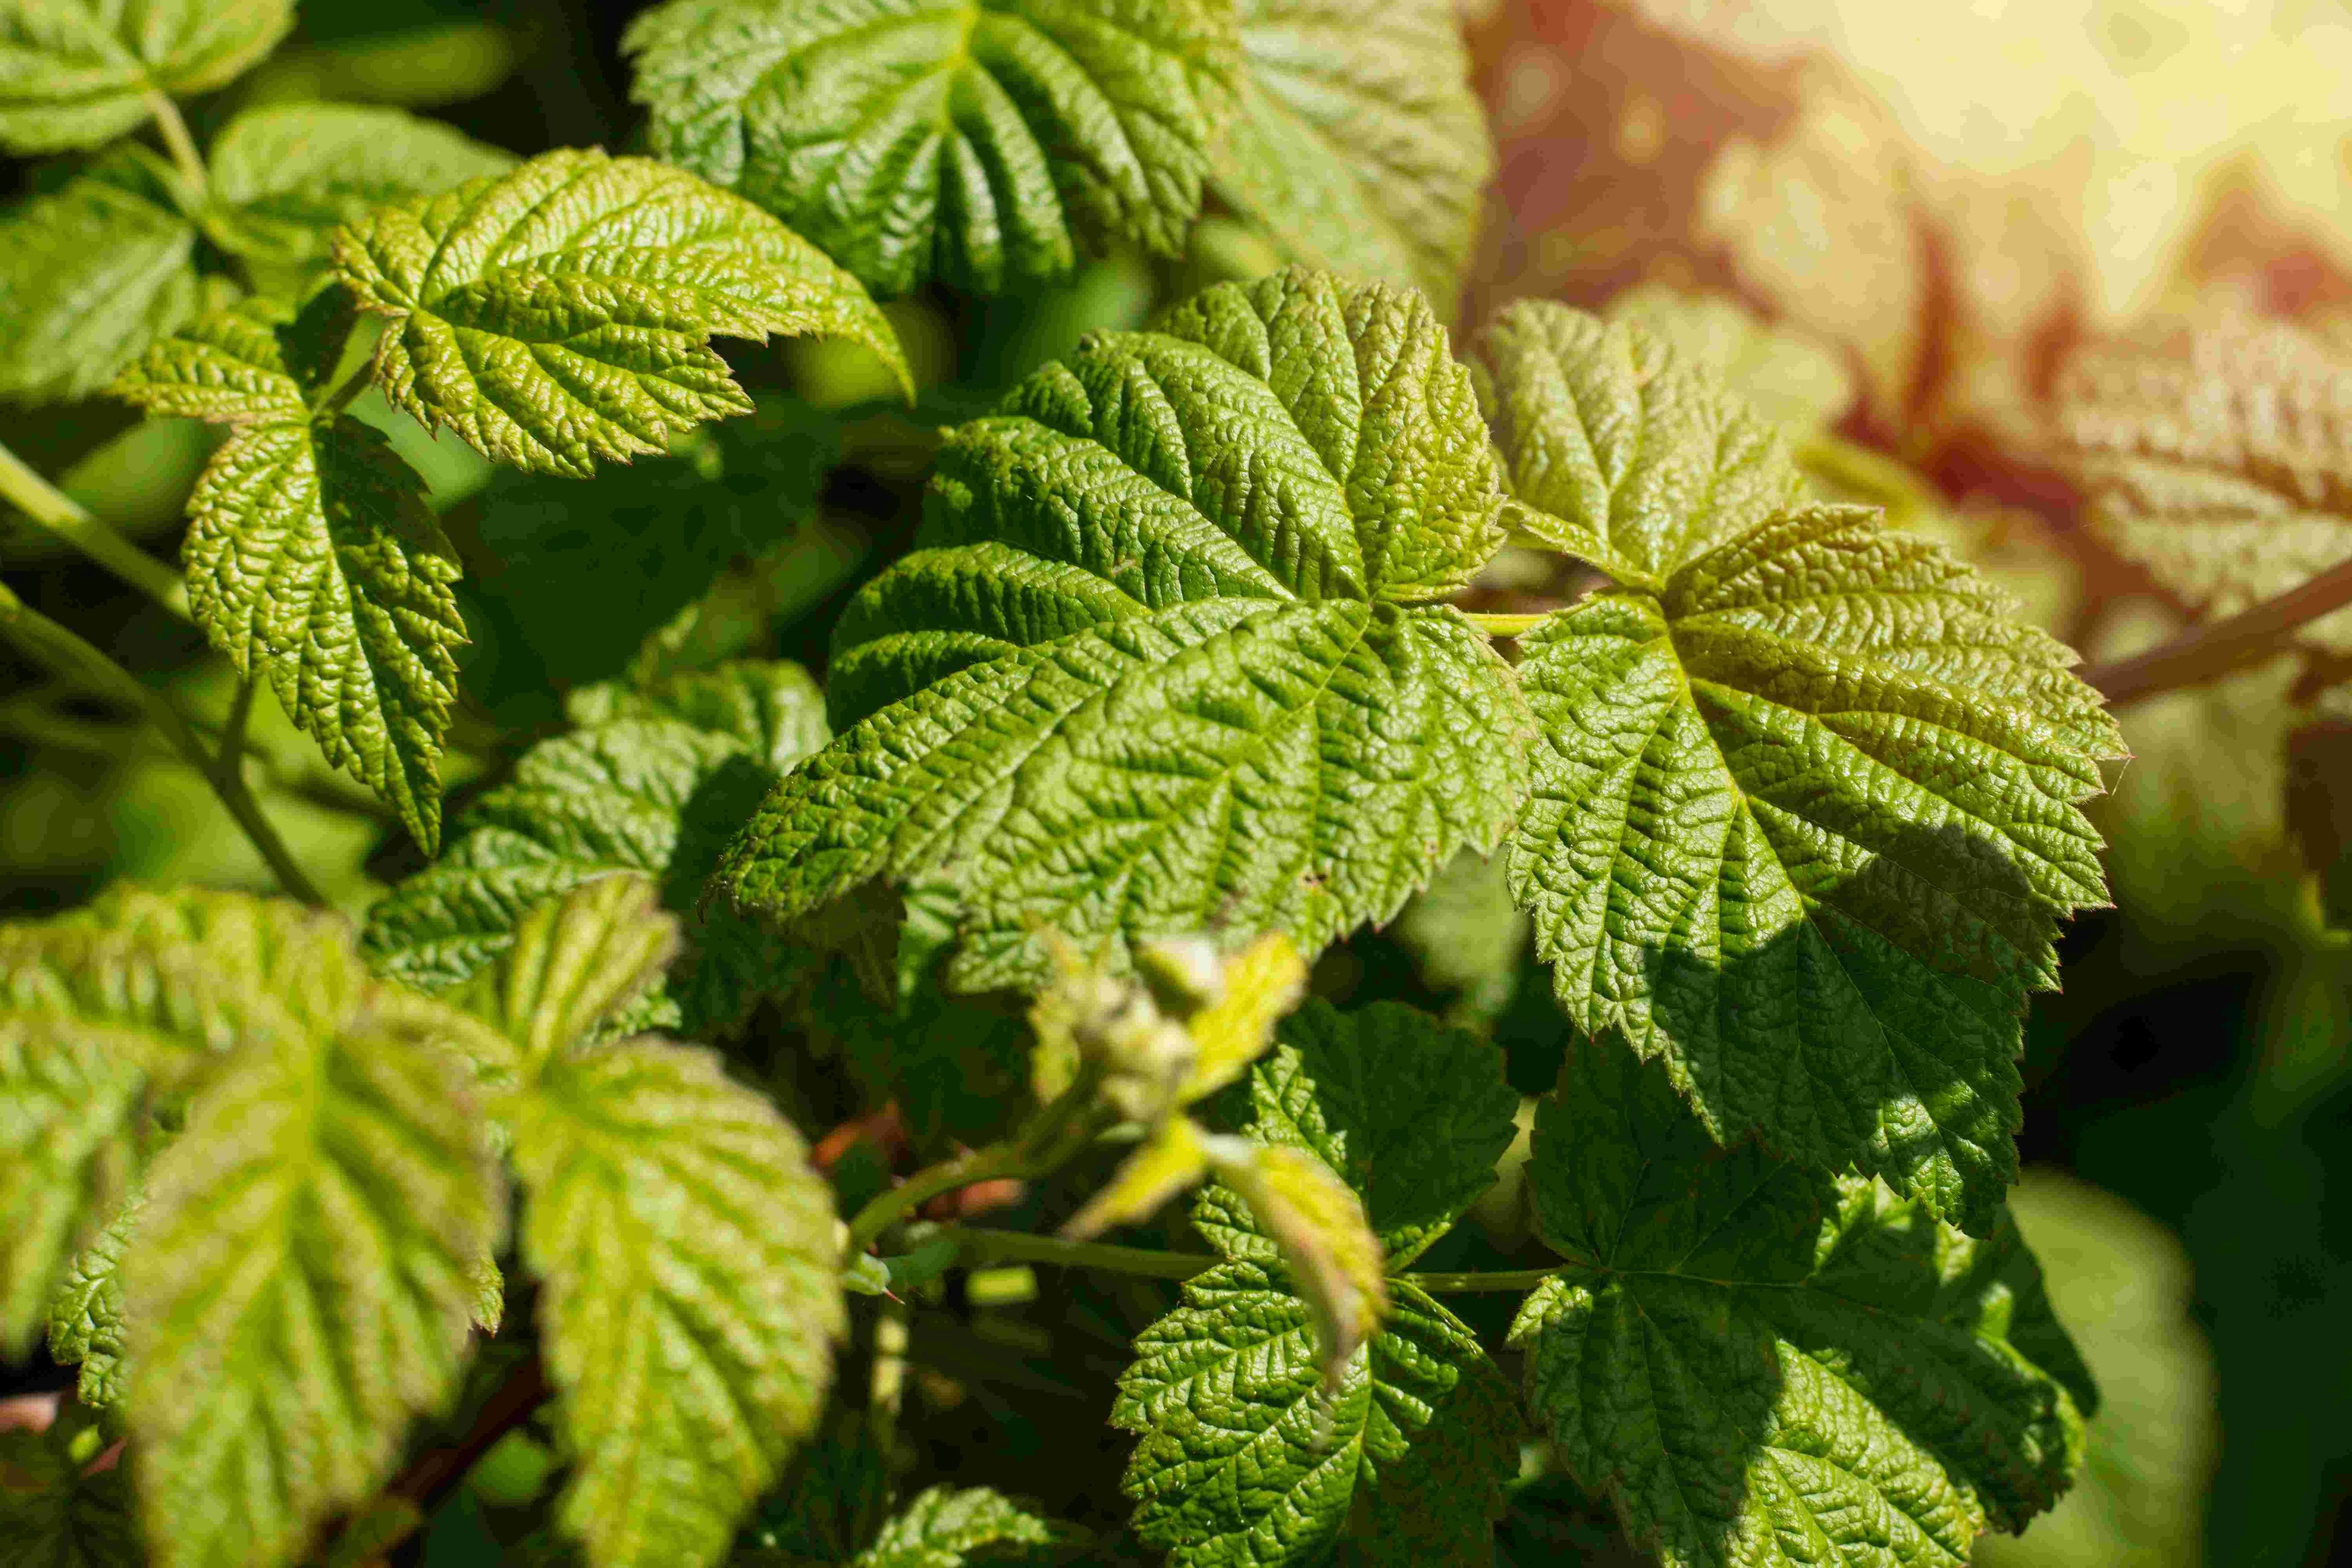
[3,1,2347,1565]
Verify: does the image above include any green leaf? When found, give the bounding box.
[363,660,829,1039]
[46,1189,140,1412]
[0,146,197,404]
[1509,1040,2094,1568]
[463,395,843,706]
[1602,283,1856,442]
[0,1419,142,1567]
[1477,304,2123,1231]
[0,0,293,153]
[723,268,1528,991]
[329,146,908,477]
[1194,1000,1518,1267]
[623,0,1238,298]
[1506,497,2120,1234]
[1210,0,1490,311]
[1115,1260,1518,1567]
[1470,300,1809,589]
[205,102,516,277]
[0,887,333,1353]
[114,297,467,850]
[856,1486,1056,1567]
[803,961,1033,1149]
[456,873,680,1072]
[124,923,505,1568]
[510,1037,842,1568]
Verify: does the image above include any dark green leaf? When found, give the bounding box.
[1194,1000,1518,1267]
[1116,1261,1517,1567]
[1509,1039,2095,1568]
[363,660,829,1039]
[625,0,1238,297]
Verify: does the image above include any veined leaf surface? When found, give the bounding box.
[331,146,908,477]
[625,0,1237,297]
[0,0,292,153]
[723,268,1529,990]
[1510,1040,2095,1568]
[0,146,196,404]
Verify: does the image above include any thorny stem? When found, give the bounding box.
[942,1227,1561,1295]
[0,584,327,905]
[0,440,190,620]
[2084,556,2352,708]
[143,91,207,195]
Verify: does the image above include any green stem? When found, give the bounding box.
[956,1227,1216,1281]
[0,440,190,620]
[2083,556,2352,708]
[315,361,376,420]
[143,91,206,195]
[1461,610,1552,638]
[0,583,327,905]
[943,1227,1560,1295]
[845,1144,1032,1256]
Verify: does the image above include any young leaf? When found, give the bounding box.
[329,146,909,477]
[624,0,1238,298]
[1470,300,1808,589]
[2052,306,2352,659]
[457,873,680,1070]
[205,102,516,277]
[1510,1040,2095,1568]
[46,1190,140,1412]
[0,146,197,404]
[510,1038,842,1568]
[0,0,293,154]
[1194,1000,1520,1267]
[126,930,506,1568]
[0,887,334,1352]
[0,1419,142,1567]
[1602,282,1856,441]
[1210,0,1491,311]
[363,661,829,1038]
[855,1485,1056,1567]
[113,297,467,849]
[723,268,1529,992]
[1487,304,2122,1234]
[1116,1261,1518,1568]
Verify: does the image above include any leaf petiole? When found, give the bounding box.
[0,439,191,620]
[143,91,208,196]
[0,582,327,905]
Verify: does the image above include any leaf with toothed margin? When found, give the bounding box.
[0,0,293,154]
[1193,998,1520,1269]
[510,1036,842,1568]
[0,886,344,1357]
[1210,0,1491,312]
[854,1486,1058,1567]
[721,267,1530,993]
[328,146,908,477]
[45,1189,140,1412]
[0,145,198,404]
[1509,1038,2095,1568]
[363,660,830,1040]
[119,910,506,1568]
[1506,500,2122,1235]
[115,296,464,852]
[623,0,1238,298]
[1469,298,1810,589]
[1115,1260,1518,1568]
[1479,301,2122,1234]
